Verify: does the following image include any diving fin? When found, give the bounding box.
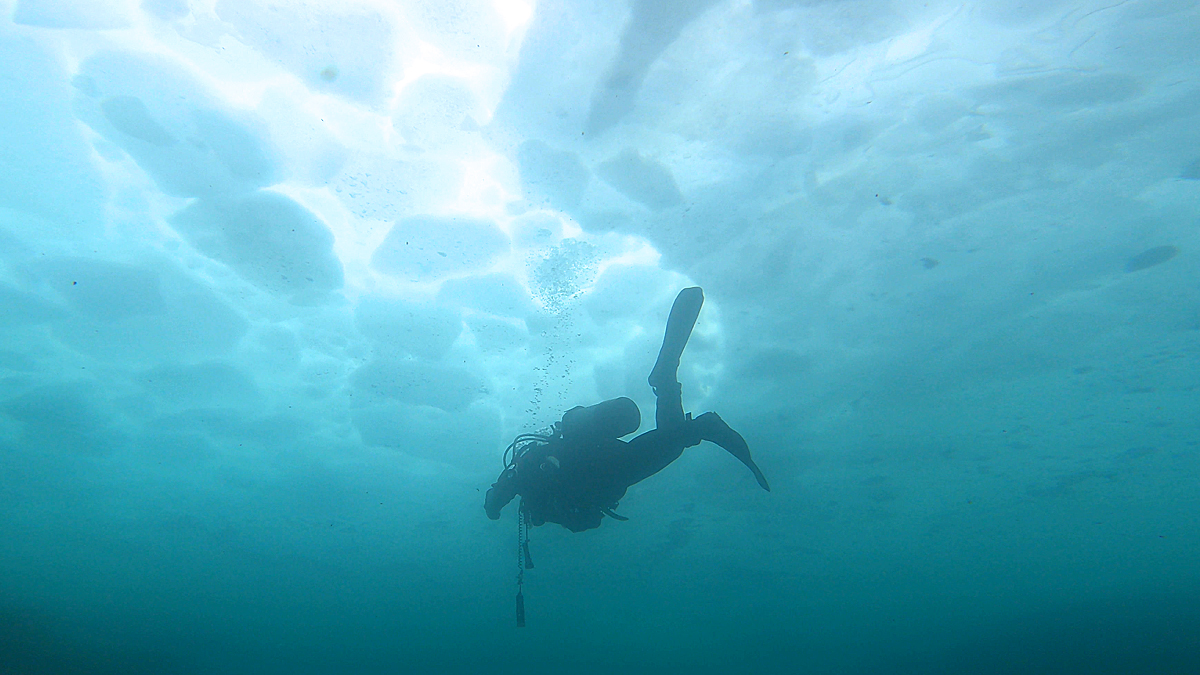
[649,287,704,391]
[691,411,770,491]
[600,506,629,521]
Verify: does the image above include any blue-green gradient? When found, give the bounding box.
[2,1,1198,673]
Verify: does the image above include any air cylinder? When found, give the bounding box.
[559,397,641,440]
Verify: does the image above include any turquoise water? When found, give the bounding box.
[2,1,1198,673]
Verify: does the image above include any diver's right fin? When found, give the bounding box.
[649,287,704,391]
[691,411,770,491]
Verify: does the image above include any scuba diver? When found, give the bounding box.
[484,287,770,533]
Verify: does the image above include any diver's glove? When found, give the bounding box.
[485,487,504,519]
[484,468,518,519]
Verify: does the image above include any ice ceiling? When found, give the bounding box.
[1,0,1198,672]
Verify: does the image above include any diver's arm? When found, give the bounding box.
[484,467,518,520]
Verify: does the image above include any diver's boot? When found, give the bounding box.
[649,287,704,392]
[691,412,770,491]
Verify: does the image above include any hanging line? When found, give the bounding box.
[516,498,534,627]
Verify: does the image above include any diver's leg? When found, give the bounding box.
[613,428,689,487]
[649,287,703,431]
[620,287,770,492]
[617,415,770,492]
[654,382,685,432]
[615,286,703,486]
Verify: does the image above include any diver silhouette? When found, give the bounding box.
[484,287,770,533]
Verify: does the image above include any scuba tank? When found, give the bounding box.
[558,397,641,441]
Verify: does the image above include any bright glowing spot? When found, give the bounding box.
[458,154,517,217]
[885,9,959,64]
[494,0,533,33]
